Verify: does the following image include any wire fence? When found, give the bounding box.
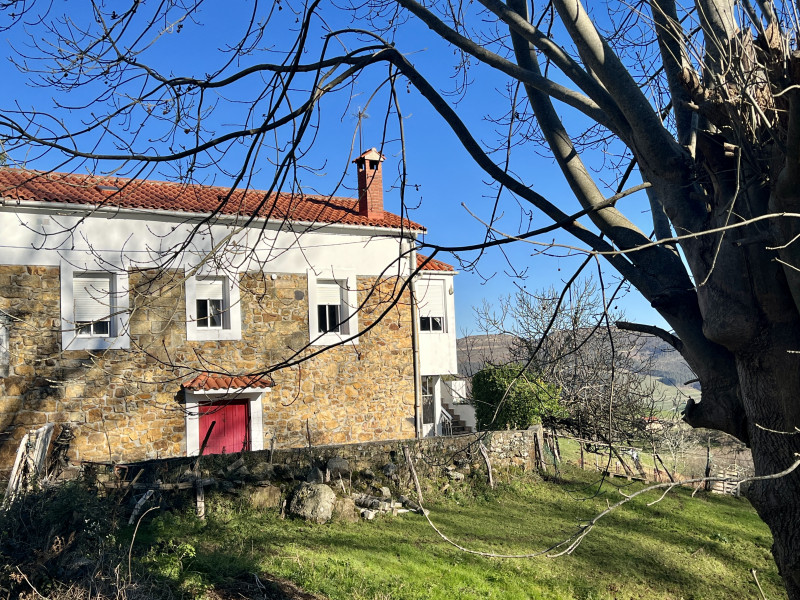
[539,430,753,493]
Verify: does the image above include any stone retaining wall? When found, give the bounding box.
[100,429,543,486]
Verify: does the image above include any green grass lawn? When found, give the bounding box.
[135,464,785,600]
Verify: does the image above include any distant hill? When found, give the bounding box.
[457,329,701,401]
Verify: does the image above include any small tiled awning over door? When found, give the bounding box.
[198,401,250,455]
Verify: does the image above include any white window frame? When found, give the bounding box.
[417,277,447,334]
[185,272,242,341]
[60,263,130,351]
[184,389,266,456]
[307,268,359,346]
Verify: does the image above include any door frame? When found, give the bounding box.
[184,389,267,456]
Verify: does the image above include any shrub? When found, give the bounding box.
[471,364,562,430]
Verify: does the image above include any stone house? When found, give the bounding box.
[0,150,466,476]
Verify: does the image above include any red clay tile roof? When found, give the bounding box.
[182,373,274,392]
[0,168,424,231]
[417,253,455,272]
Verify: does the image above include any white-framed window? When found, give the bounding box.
[185,273,242,341]
[317,281,344,334]
[60,264,130,351]
[417,278,446,333]
[74,273,114,337]
[422,375,436,425]
[307,269,359,345]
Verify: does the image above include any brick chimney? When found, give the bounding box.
[353,148,385,219]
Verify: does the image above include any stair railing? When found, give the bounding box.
[439,407,453,437]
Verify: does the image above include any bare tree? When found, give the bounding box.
[2,0,800,594]
[476,278,661,446]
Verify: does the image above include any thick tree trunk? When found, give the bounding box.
[737,333,800,598]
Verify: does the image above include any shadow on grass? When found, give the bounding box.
[129,466,787,600]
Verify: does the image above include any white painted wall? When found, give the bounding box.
[0,205,416,278]
[417,272,458,376]
[441,379,475,430]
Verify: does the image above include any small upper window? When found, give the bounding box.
[185,273,242,341]
[417,278,446,333]
[61,264,130,351]
[195,278,227,329]
[317,281,343,334]
[73,273,114,338]
[307,270,358,345]
[420,316,443,332]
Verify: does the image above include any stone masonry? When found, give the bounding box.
[0,265,416,477]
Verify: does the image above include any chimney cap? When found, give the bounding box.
[353,148,385,164]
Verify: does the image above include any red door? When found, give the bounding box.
[198,401,250,455]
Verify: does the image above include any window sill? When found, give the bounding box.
[310,331,359,346]
[62,334,130,351]
[186,327,241,342]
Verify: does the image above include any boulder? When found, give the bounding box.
[288,483,336,524]
[382,463,398,478]
[251,462,275,480]
[249,484,282,510]
[306,467,325,483]
[332,497,359,523]
[327,457,351,479]
[371,485,391,499]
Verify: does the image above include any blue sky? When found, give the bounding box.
[0,0,669,335]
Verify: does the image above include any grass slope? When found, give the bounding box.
[137,465,784,600]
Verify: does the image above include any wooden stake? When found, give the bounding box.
[478,442,494,489]
[194,420,215,520]
[402,445,423,505]
[3,433,29,505]
[654,452,675,483]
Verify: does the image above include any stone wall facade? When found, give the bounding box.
[0,265,416,477]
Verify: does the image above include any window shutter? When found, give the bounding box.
[418,280,444,318]
[73,274,112,321]
[196,278,224,301]
[317,281,342,305]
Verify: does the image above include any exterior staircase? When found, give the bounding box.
[441,401,472,435]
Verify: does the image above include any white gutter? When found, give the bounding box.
[409,244,423,439]
[0,198,427,238]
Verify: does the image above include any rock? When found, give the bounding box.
[332,497,359,523]
[352,493,383,509]
[370,485,391,499]
[288,483,337,524]
[448,471,465,482]
[327,457,351,479]
[249,484,282,510]
[361,468,375,480]
[224,457,246,474]
[382,463,397,478]
[268,464,295,480]
[251,462,275,480]
[360,508,377,520]
[306,467,325,483]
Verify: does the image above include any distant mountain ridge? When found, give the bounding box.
[457,329,700,392]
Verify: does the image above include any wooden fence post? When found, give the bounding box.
[478,442,494,489]
[194,421,216,520]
